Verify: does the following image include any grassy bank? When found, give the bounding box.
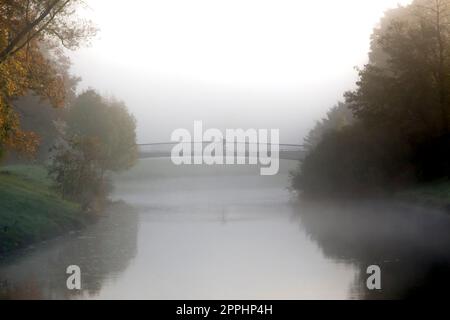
[395,179,450,212]
[0,165,89,256]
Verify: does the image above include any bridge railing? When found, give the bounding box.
[137,141,305,161]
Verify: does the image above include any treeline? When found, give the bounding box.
[0,1,137,211]
[292,0,450,197]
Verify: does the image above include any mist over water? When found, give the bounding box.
[1,158,449,299]
[4,0,450,304]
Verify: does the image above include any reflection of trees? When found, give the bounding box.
[294,200,450,299]
[0,202,139,299]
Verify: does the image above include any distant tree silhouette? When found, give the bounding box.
[293,0,450,196]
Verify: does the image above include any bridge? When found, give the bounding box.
[137,141,306,161]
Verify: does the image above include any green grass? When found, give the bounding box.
[1,165,52,186]
[0,165,88,256]
[396,179,450,211]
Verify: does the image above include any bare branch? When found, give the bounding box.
[0,0,71,64]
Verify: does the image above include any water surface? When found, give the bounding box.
[1,159,450,299]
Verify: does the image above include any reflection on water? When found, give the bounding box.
[0,203,138,299]
[1,158,450,299]
[296,200,450,299]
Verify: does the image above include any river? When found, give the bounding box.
[1,158,450,299]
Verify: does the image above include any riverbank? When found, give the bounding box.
[0,165,90,257]
[296,177,450,214]
[395,179,450,213]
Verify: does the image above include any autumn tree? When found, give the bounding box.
[0,0,95,158]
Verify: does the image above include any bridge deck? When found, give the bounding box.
[137,142,305,161]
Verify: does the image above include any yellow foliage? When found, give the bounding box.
[0,0,95,157]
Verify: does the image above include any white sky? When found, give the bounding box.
[70,0,412,143]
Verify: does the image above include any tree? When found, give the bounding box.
[414,0,450,130]
[343,0,450,181]
[293,0,450,196]
[66,90,138,174]
[49,135,108,210]
[346,0,450,140]
[292,124,413,196]
[0,0,95,158]
[303,102,353,152]
[49,90,138,211]
[0,0,95,63]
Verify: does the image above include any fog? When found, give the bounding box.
[69,0,411,143]
[2,159,450,299]
[6,0,450,302]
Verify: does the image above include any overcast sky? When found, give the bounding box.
[69,0,412,144]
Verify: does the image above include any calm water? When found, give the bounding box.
[1,158,450,299]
